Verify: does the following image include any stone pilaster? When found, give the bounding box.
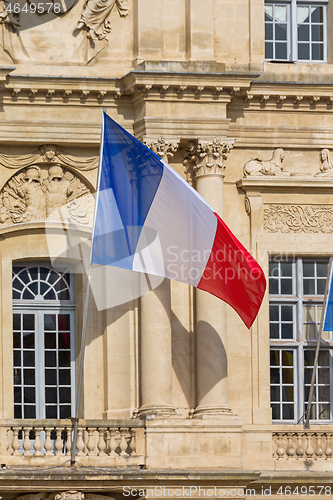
[182,138,237,418]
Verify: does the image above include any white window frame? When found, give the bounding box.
[13,263,76,420]
[265,0,328,62]
[269,257,333,424]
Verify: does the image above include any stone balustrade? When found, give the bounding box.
[273,428,333,460]
[1,419,145,465]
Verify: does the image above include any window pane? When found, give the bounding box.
[275,5,287,23]
[270,350,279,366]
[44,314,56,331]
[275,23,287,41]
[265,5,273,19]
[59,351,71,367]
[275,42,288,59]
[317,278,326,295]
[14,368,21,385]
[45,351,57,367]
[317,262,328,277]
[45,333,56,349]
[281,350,293,367]
[24,387,35,403]
[318,368,329,384]
[281,323,293,339]
[318,404,330,419]
[14,387,21,403]
[23,315,34,330]
[281,279,292,294]
[59,387,71,403]
[24,369,35,385]
[297,6,309,24]
[265,23,273,40]
[319,351,329,366]
[45,369,57,385]
[271,386,280,401]
[23,351,35,367]
[24,405,36,418]
[58,332,70,350]
[282,367,293,384]
[304,350,315,366]
[281,263,292,277]
[269,305,279,321]
[312,44,324,61]
[59,369,71,385]
[281,305,293,321]
[271,404,280,420]
[298,43,310,60]
[282,404,294,419]
[269,278,278,294]
[13,314,21,330]
[270,323,279,339]
[60,405,71,419]
[303,278,315,294]
[303,262,314,277]
[312,24,323,42]
[45,387,57,403]
[13,332,20,349]
[318,386,330,401]
[23,332,34,349]
[311,6,323,23]
[282,385,294,402]
[298,24,309,42]
[46,406,57,418]
[271,368,280,384]
[269,262,279,277]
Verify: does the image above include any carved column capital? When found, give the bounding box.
[181,138,235,184]
[143,136,180,163]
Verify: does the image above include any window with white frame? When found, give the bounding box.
[12,264,75,419]
[269,257,332,423]
[265,1,327,62]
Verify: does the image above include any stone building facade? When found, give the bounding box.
[0,0,333,498]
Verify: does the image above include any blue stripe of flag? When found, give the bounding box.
[91,114,164,268]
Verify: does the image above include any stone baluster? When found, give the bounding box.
[12,428,21,456]
[305,433,314,458]
[55,428,64,456]
[295,433,305,459]
[97,428,106,456]
[119,428,128,456]
[33,427,43,456]
[109,429,117,456]
[76,429,85,456]
[182,138,235,417]
[276,433,286,459]
[315,432,324,459]
[325,433,333,459]
[286,433,296,459]
[87,427,96,456]
[65,426,72,456]
[130,428,136,455]
[23,427,32,456]
[44,427,53,456]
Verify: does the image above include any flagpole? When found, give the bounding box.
[304,257,333,429]
[71,110,106,465]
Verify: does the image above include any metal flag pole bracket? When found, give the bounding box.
[304,256,333,429]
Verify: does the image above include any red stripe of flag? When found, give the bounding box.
[197,213,266,328]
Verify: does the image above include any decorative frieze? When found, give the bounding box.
[181,138,234,184]
[263,204,333,233]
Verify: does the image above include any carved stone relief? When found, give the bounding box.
[243,148,290,177]
[0,164,94,226]
[0,1,30,63]
[74,0,129,64]
[181,138,234,184]
[315,148,333,177]
[263,204,333,233]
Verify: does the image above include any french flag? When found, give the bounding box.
[91,113,266,328]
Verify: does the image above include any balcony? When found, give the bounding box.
[2,419,145,466]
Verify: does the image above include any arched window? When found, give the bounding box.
[12,264,75,419]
